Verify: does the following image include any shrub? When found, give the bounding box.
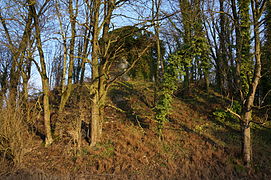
[0,103,33,165]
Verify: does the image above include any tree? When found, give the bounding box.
[155,0,211,137]
[0,47,12,107]
[0,2,33,105]
[260,0,271,106]
[209,0,235,95]
[179,0,193,95]
[105,26,158,81]
[29,0,53,146]
[89,0,124,146]
[88,0,156,146]
[228,0,267,166]
[240,0,266,166]
[21,49,33,109]
[58,0,79,113]
[152,0,163,83]
[54,0,68,93]
[175,0,210,94]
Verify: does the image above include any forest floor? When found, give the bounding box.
[1,80,271,179]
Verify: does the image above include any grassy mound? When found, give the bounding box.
[1,81,271,179]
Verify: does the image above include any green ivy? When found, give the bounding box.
[155,54,179,136]
[238,0,253,95]
[155,34,211,137]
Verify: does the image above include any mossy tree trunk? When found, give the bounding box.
[218,0,228,95]
[152,0,163,104]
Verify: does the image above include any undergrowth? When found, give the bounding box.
[0,102,34,165]
[1,82,271,179]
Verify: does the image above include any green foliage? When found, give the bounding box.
[155,26,211,136]
[155,54,179,135]
[194,123,209,134]
[155,0,211,136]
[213,101,241,129]
[232,100,242,114]
[260,1,271,105]
[92,140,115,159]
[194,36,212,75]
[106,26,163,81]
[234,163,247,174]
[101,145,115,158]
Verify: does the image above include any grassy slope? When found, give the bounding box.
[1,81,271,179]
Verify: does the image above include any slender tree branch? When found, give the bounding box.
[107,43,153,86]
[226,108,242,120]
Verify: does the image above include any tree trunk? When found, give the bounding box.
[219,0,228,95]
[30,1,53,146]
[22,71,29,109]
[0,9,33,105]
[0,62,9,108]
[21,52,32,110]
[80,18,91,84]
[184,65,191,95]
[98,78,106,137]
[241,0,263,166]
[59,0,77,112]
[90,94,100,146]
[43,78,53,146]
[242,111,252,166]
[231,0,243,100]
[89,0,101,146]
[204,71,209,92]
[55,0,68,94]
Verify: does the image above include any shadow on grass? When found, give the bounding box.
[252,125,271,145]
[108,82,151,128]
[178,89,271,164]
[177,90,243,149]
[27,123,46,142]
[179,123,220,147]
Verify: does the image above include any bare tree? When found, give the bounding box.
[0,2,33,105]
[29,0,53,146]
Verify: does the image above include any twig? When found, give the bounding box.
[249,120,268,126]
[106,104,125,113]
[260,89,271,106]
[135,115,144,132]
[252,104,271,110]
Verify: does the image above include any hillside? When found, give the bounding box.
[1,81,271,179]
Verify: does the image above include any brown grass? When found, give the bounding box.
[0,102,34,166]
[1,81,271,179]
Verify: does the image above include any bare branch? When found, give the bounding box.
[226,108,242,121]
[107,43,153,86]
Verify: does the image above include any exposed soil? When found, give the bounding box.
[1,81,271,179]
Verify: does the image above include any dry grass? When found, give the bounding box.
[0,102,34,166]
[1,81,271,179]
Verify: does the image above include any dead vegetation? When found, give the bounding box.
[0,101,35,166]
[1,81,271,179]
